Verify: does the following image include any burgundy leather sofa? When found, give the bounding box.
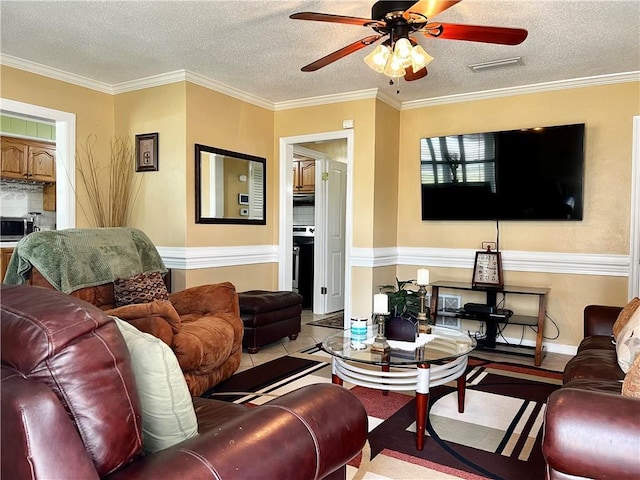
[542,305,640,480]
[1,284,368,480]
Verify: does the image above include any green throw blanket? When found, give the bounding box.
[4,227,168,293]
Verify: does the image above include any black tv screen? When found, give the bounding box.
[420,123,585,221]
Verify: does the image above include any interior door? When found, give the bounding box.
[323,159,347,313]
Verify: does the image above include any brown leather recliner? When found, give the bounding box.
[6,227,243,396]
[1,284,368,480]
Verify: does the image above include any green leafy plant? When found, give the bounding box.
[379,278,420,318]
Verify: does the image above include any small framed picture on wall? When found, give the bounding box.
[135,132,159,172]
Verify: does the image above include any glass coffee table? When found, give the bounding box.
[322,326,476,451]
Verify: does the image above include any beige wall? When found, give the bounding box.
[398,82,639,349]
[4,63,639,349]
[399,82,638,253]
[0,66,114,228]
[186,83,274,247]
[114,83,187,247]
[183,83,277,290]
[275,99,377,247]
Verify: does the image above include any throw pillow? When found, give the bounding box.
[114,271,169,307]
[616,306,640,373]
[112,317,198,454]
[622,354,640,398]
[612,297,640,340]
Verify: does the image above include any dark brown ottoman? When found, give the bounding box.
[238,290,303,354]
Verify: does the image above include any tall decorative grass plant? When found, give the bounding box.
[77,134,142,227]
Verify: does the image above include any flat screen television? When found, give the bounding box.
[420,123,585,221]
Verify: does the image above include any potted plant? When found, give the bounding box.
[379,278,420,319]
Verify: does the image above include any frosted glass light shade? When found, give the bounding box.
[394,38,413,61]
[384,52,406,77]
[364,44,390,73]
[410,44,434,71]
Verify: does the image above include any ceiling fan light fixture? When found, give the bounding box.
[364,44,390,73]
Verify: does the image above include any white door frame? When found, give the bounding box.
[630,116,640,298]
[292,144,329,314]
[278,129,354,320]
[0,98,76,229]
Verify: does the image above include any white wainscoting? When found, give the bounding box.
[351,247,628,277]
[156,245,278,270]
[157,245,628,278]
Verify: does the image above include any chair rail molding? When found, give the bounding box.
[397,247,628,277]
[161,245,628,278]
[156,245,278,270]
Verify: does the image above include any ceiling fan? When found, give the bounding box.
[290,0,528,82]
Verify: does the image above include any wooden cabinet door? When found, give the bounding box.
[297,160,315,193]
[1,137,29,180]
[293,160,301,189]
[0,248,14,282]
[28,142,56,182]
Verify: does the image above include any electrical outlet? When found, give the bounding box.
[481,241,497,251]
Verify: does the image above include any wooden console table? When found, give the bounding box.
[429,281,549,366]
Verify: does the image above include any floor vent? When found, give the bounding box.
[427,293,462,329]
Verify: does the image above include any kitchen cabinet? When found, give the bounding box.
[1,136,56,183]
[1,248,14,282]
[43,183,56,211]
[293,159,315,193]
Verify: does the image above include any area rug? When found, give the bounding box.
[209,353,562,480]
[306,311,345,329]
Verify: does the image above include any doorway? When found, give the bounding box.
[278,129,354,321]
[0,98,76,229]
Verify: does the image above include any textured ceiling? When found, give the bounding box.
[1,0,639,105]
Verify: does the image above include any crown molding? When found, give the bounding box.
[112,69,274,111]
[401,71,640,110]
[0,54,113,94]
[3,53,637,113]
[273,88,380,111]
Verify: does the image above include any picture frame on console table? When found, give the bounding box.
[135,132,159,172]
[472,250,503,289]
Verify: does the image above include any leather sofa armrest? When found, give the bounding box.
[105,384,368,480]
[542,388,640,479]
[583,305,621,337]
[1,368,100,480]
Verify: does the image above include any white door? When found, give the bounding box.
[321,159,347,313]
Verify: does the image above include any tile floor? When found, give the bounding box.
[238,310,573,374]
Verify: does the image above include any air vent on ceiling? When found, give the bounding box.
[468,57,524,72]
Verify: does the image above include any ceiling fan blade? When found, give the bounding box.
[290,12,382,27]
[406,1,461,19]
[424,23,528,45]
[300,35,383,72]
[404,66,428,81]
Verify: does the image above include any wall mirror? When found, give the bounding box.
[195,144,266,225]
